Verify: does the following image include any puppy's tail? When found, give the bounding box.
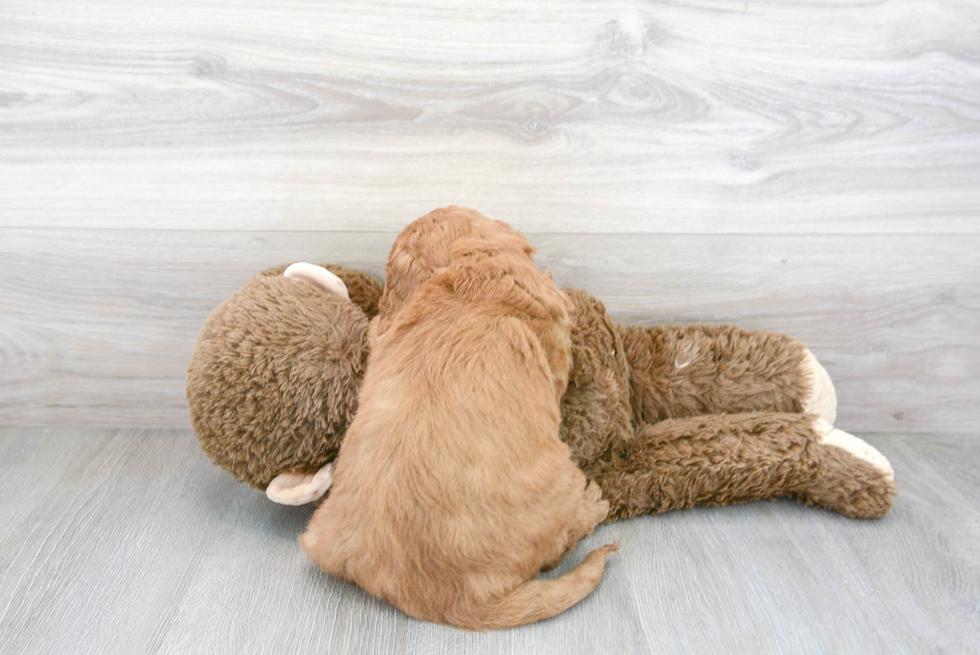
[453,543,619,631]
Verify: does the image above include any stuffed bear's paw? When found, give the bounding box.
[802,418,896,518]
[801,349,837,424]
[813,418,893,482]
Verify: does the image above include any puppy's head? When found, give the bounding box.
[377,206,534,332]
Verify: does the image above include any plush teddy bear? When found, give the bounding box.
[187,209,896,519]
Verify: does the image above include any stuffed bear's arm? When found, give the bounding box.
[618,324,836,425]
[590,413,894,522]
[266,463,334,505]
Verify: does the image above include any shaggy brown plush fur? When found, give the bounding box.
[589,414,894,520]
[187,208,896,523]
[187,264,381,489]
[621,324,809,422]
[300,209,615,630]
[557,293,895,520]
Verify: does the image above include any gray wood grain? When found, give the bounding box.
[2,3,976,648]
[1,0,979,233]
[2,228,977,432]
[1,427,978,654]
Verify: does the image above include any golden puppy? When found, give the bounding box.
[300,207,616,630]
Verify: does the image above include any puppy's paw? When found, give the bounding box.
[580,480,610,528]
[584,479,603,503]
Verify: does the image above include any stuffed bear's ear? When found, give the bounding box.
[283,262,349,300]
[265,463,334,505]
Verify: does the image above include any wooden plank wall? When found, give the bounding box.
[1,0,978,432]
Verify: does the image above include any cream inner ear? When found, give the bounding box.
[283,263,349,299]
[266,463,334,505]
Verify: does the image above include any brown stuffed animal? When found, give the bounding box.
[187,208,895,519]
[187,262,381,505]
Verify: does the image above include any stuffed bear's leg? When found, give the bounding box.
[589,413,895,521]
[618,324,836,424]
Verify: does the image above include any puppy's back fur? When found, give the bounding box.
[300,208,615,630]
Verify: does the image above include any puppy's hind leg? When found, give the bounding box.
[577,480,611,534]
[541,480,611,572]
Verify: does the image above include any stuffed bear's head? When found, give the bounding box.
[186,263,382,501]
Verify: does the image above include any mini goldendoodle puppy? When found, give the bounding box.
[300,207,616,630]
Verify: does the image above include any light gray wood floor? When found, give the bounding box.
[1,427,977,654]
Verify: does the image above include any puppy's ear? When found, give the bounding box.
[377,209,480,333]
[520,271,574,322]
[447,250,571,324]
[377,246,442,334]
